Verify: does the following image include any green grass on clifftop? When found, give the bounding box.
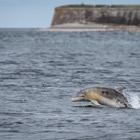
[59,4,140,8]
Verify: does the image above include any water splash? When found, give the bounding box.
[128,94,140,109]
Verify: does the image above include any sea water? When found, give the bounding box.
[0,29,140,140]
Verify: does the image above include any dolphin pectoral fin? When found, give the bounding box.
[90,100,102,107]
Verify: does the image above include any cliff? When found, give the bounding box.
[51,5,140,26]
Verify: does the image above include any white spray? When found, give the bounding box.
[129,94,140,109]
[125,91,140,109]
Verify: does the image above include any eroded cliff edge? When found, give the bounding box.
[51,5,140,28]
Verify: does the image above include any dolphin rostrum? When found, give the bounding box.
[72,86,132,108]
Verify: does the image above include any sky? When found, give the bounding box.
[0,0,140,28]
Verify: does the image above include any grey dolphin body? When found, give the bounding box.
[72,86,132,108]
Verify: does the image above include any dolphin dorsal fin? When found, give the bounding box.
[115,86,126,93]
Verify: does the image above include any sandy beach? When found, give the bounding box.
[38,23,140,32]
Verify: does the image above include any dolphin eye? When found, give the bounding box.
[102,91,109,95]
[106,91,109,95]
[102,91,105,94]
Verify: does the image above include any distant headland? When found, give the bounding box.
[48,4,140,31]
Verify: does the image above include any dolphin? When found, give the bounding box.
[72,86,132,108]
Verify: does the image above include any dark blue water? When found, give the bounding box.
[0,29,140,140]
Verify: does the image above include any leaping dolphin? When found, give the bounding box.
[72,86,132,108]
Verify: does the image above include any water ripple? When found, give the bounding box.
[0,30,140,140]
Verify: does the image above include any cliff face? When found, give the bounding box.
[51,5,140,26]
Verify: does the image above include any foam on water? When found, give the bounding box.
[128,93,140,109]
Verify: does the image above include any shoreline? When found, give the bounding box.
[38,23,140,32]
